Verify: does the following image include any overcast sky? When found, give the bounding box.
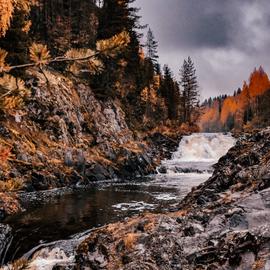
[135,0,270,99]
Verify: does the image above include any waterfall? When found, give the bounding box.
[173,133,235,162]
[160,133,235,174]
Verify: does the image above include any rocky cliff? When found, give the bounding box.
[26,128,270,270]
[0,67,186,219]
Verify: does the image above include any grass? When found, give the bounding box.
[6,258,29,270]
[0,179,24,192]
[124,233,139,250]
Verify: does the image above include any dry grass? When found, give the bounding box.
[252,258,266,270]
[0,178,24,192]
[121,141,145,154]
[88,147,114,166]
[0,145,11,167]
[0,192,21,215]
[231,182,245,192]
[124,233,139,250]
[169,209,189,218]
[220,192,233,205]
[5,258,29,270]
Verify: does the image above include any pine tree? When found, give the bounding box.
[160,65,180,120]
[145,28,159,72]
[93,0,145,98]
[179,56,199,123]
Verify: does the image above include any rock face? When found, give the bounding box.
[0,69,180,194]
[71,128,270,269]
[0,224,12,263]
[0,68,184,221]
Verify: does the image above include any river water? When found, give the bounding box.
[3,133,235,264]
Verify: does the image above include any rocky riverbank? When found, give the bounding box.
[0,68,188,220]
[0,66,192,266]
[24,128,270,269]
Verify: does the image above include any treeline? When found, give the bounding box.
[200,67,270,132]
[0,0,200,131]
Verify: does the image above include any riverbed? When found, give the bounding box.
[2,133,235,265]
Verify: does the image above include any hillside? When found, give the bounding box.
[200,67,270,132]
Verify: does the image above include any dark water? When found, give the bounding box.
[3,175,207,263]
[3,133,235,264]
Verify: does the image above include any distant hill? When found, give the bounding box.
[200,67,270,132]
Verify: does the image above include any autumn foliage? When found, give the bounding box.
[0,145,11,166]
[200,67,270,131]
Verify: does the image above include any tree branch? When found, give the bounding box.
[6,45,120,72]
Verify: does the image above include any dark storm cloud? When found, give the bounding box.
[135,0,270,98]
[136,0,242,50]
[187,13,231,48]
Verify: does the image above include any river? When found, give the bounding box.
[2,133,235,265]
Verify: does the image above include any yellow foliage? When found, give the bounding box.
[3,95,23,109]
[0,74,27,93]
[96,31,130,57]
[29,42,51,66]
[65,48,104,75]
[0,0,14,37]
[0,74,30,111]
[140,87,149,102]
[15,0,36,13]
[140,86,158,105]
[0,178,24,191]
[0,0,36,37]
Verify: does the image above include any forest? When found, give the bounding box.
[0,0,200,132]
[200,67,270,132]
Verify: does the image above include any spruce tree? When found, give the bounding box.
[161,65,180,120]
[179,56,199,123]
[145,28,159,72]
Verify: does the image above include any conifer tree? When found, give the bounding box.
[179,56,199,123]
[145,28,159,72]
[160,65,180,120]
[94,0,145,98]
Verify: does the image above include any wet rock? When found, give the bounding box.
[0,224,12,262]
[64,150,73,167]
[183,226,195,236]
[85,163,110,182]
[158,165,167,174]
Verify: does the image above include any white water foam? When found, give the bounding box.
[172,133,235,163]
[160,133,235,174]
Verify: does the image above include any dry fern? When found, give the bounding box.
[96,31,130,57]
[65,48,104,75]
[29,42,51,66]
